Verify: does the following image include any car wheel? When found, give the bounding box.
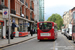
[68,37,70,40]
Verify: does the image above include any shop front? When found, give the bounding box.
[18,19,26,32]
[0,21,4,39]
[6,17,19,34]
[11,17,19,33]
[27,21,35,32]
[0,13,4,39]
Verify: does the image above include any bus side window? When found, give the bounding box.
[54,28,57,32]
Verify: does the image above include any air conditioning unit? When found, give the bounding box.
[21,14,24,17]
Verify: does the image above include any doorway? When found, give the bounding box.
[0,22,3,39]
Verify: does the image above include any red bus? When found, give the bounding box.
[72,24,75,43]
[37,21,58,40]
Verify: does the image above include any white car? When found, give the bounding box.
[61,29,65,34]
[66,24,72,40]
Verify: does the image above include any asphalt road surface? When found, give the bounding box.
[2,32,75,50]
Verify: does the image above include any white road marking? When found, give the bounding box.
[55,41,58,50]
[55,48,58,50]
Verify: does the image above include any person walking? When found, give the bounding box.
[32,28,35,34]
[30,28,35,36]
[6,28,14,39]
[30,29,33,36]
[6,29,9,39]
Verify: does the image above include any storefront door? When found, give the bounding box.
[0,22,3,39]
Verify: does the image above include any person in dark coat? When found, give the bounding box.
[32,28,35,34]
[6,29,9,39]
[30,29,33,36]
[30,28,35,36]
[6,28,14,39]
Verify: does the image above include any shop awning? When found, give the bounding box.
[12,23,16,27]
[12,23,19,27]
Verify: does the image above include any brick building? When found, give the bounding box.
[63,7,75,28]
[0,0,36,38]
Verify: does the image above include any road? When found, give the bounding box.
[2,32,75,50]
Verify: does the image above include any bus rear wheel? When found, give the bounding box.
[53,38,57,41]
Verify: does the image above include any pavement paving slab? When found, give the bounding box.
[0,34,37,48]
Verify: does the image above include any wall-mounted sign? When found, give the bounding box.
[3,9,8,18]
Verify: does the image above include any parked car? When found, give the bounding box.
[66,24,72,40]
[64,28,67,36]
[63,28,67,36]
[58,30,60,32]
[61,29,65,34]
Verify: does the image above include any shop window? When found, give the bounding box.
[20,6,22,17]
[73,12,75,19]
[30,2,32,7]
[1,0,4,5]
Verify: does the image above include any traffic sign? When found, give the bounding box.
[4,11,7,15]
[3,9,8,18]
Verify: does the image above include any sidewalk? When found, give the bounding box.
[0,34,37,48]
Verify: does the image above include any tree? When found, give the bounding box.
[47,13,63,30]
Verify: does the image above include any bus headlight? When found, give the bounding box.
[49,33,51,36]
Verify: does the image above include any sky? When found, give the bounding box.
[44,0,75,21]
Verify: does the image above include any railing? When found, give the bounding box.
[25,2,28,6]
[31,17,34,21]
[30,6,33,10]
[20,13,24,18]
[11,9,16,15]
[20,0,24,3]
[0,4,8,10]
[26,16,28,19]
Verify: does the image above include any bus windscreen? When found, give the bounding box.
[39,22,52,32]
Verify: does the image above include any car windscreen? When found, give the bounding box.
[39,22,52,32]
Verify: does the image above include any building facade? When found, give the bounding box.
[63,7,75,28]
[39,0,44,22]
[0,0,36,38]
[63,11,70,28]
[34,0,39,22]
[70,7,75,24]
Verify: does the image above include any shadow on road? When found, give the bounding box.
[38,40,55,42]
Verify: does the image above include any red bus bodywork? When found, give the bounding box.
[13,32,29,37]
[37,22,57,40]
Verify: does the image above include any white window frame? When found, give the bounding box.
[1,0,4,5]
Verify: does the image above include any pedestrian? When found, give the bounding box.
[30,29,33,36]
[32,28,35,34]
[30,28,35,36]
[6,29,9,39]
[6,28,14,39]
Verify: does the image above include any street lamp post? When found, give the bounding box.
[8,0,11,44]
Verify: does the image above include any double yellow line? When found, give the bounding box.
[62,35,75,47]
[68,40,75,47]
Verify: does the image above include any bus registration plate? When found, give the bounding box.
[41,33,50,36]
